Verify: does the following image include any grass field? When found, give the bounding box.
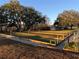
[15,30,73,40]
[15,30,73,45]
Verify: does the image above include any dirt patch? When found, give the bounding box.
[0,38,78,59]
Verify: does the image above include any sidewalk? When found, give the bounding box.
[0,33,53,48]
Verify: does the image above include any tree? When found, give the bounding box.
[0,0,48,33]
[54,10,79,29]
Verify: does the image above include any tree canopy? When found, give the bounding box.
[54,10,79,29]
[0,1,48,32]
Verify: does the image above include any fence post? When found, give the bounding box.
[56,35,59,44]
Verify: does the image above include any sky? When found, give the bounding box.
[0,0,79,25]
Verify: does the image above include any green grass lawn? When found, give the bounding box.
[0,30,64,46]
[64,42,79,52]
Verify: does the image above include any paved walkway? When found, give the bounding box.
[0,33,53,48]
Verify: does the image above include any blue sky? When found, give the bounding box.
[0,0,79,24]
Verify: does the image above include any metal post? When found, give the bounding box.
[74,32,78,52]
[56,35,58,44]
[50,40,51,44]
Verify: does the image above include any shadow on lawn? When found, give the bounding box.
[26,36,59,44]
